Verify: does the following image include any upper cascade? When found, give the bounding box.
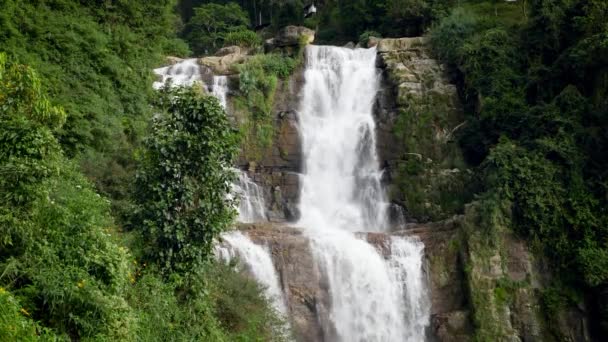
[298,45,389,232]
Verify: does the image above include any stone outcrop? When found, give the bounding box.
[268,25,315,48]
[236,223,327,342]
[165,56,184,65]
[373,37,472,223]
[197,45,255,75]
[458,201,590,342]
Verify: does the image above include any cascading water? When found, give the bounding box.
[297,45,430,341]
[233,170,267,223]
[153,58,203,89]
[216,231,287,316]
[212,75,229,109]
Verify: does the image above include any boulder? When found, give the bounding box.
[376,37,427,52]
[165,56,184,65]
[273,26,315,47]
[367,36,381,48]
[215,45,244,57]
[198,52,248,75]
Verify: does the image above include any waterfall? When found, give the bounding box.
[212,75,229,109]
[216,231,287,316]
[153,60,230,111]
[153,58,203,89]
[233,170,267,223]
[297,45,430,341]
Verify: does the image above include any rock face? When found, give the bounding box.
[238,223,327,342]
[236,220,470,342]
[199,46,249,75]
[373,37,472,223]
[269,25,315,47]
[235,63,305,222]
[235,212,591,342]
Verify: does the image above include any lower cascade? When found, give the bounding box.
[215,231,288,316]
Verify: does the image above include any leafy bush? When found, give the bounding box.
[358,30,381,46]
[224,29,262,49]
[0,288,63,341]
[430,8,479,64]
[208,262,290,341]
[0,0,189,225]
[134,87,240,273]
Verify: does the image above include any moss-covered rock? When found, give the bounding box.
[374,37,474,222]
[459,199,590,342]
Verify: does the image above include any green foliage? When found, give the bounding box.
[234,54,299,160]
[134,88,240,273]
[185,2,251,55]
[358,30,382,46]
[431,1,608,335]
[209,262,290,341]
[1,52,285,342]
[224,29,263,49]
[0,288,64,341]
[0,55,135,340]
[430,8,479,65]
[0,0,189,223]
[127,269,228,341]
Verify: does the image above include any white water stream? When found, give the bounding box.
[212,75,229,109]
[153,58,203,89]
[233,170,267,223]
[297,45,430,341]
[216,231,287,316]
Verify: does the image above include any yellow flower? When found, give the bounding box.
[0,287,5,294]
[77,280,85,288]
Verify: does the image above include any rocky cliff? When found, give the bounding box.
[218,35,591,342]
[371,37,475,224]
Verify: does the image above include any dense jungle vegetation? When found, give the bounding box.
[0,0,607,340]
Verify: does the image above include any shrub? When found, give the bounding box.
[430,8,479,64]
[134,88,240,273]
[224,30,262,49]
[358,30,381,46]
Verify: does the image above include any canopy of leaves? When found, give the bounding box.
[431,1,608,334]
[134,87,240,273]
[184,2,253,55]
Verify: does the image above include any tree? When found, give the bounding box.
[134,87,240,273]
[185,2,252,54]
